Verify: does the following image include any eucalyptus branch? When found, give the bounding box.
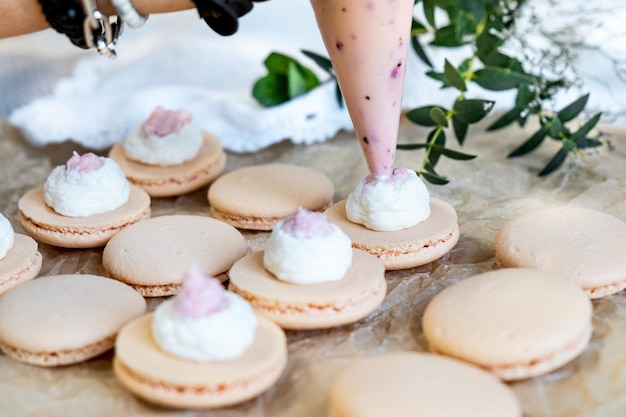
[402,0,606,184]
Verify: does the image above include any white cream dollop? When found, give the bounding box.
[346,166,430,232]
[123,123,203,165]
[263,208,353,284]
[43,152,131,217]
[152,291,257,362]
[152,264,257,362]
[122,106,203,165]
[0,213,15,261]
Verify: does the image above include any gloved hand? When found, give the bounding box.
[193,0,269,36]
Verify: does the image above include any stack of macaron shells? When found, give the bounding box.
[102,214,248,297]
[109,106,227,198]
[0,274,146,366]
[0,213,42,295]
[208,163,335,230]
[228,209,387,330]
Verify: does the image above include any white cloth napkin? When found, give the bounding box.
[7,13,355,152]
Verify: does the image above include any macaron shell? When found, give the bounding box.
[495,206,626,298]
[114,314,287,409]
[228,250,386,329]
[208,163,335,230]
[329,352,521,417]
[325,199,459,270]
[109,133,227,197]
[0,274,146,366]
[102,215,248,296]
[17,185,151,248]
[422,268,593,380]
[0,233,42,295]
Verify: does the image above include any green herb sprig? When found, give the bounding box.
[404,0,604,184]
[252,50,341,107]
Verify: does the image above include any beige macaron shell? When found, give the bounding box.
[17,185,151,248]
[102,215,248,295]
[0,233,43,295]
[208,164,335,230]
[114,313,287,409]
[329,352,521,417]
[422,268,592,380]
[109,133,226,198]
[325,199,459,270]
[495,206,626,297]
[0,274,146,366]
[228,250,386,329]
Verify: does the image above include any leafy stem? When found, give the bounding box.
[402,0,607,184]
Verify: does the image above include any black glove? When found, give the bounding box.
[192,0,269,36]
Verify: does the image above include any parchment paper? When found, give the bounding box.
[1,116,626,417]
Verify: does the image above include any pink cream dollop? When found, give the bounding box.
[66,151,105,173]
[173,264,230,318]
[280,207,335,239]
[140,106,192,138]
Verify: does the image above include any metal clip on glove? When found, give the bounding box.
[191,0,268,36]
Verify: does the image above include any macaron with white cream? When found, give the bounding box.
[229,208,386,329]
[18,151,151,248]
[109,106,226,197]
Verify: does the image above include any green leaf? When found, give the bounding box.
[452,115,468,144]
[472,67,536,91]
[421,171,450,185]
[475,32,503,57]
[421,160,449,185]
[453,99,494,124]
[557,94,589,123]
[423,1,436,27]
[548,117,564,139]
[430,107,449,127]
[253,52,321,107]
[426,70,448,86]
[397,143,428,151]
[486,108,520,131]
[406,105,449,127]
[335,83,344,108]
[301,50,333,73]
[431,26,465,47]
[431,144,477,160]
[569,113,602,142]
[479,52,524,73]
[411,18,428,36]
[411,35,433,68]
[252,74,288,107]
[444,59,466,92]
[264,53,292,74]
[575,137,603,149]
[508,125,549,157]
[287,62,308,97]
[515,85,536,109]
[539,147,568,176]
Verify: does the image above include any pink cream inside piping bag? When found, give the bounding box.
[310,0,414,176]
[174,263,230,318]
[141,106,192,138]
[66,151,105,173]
[280,207,334,239]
